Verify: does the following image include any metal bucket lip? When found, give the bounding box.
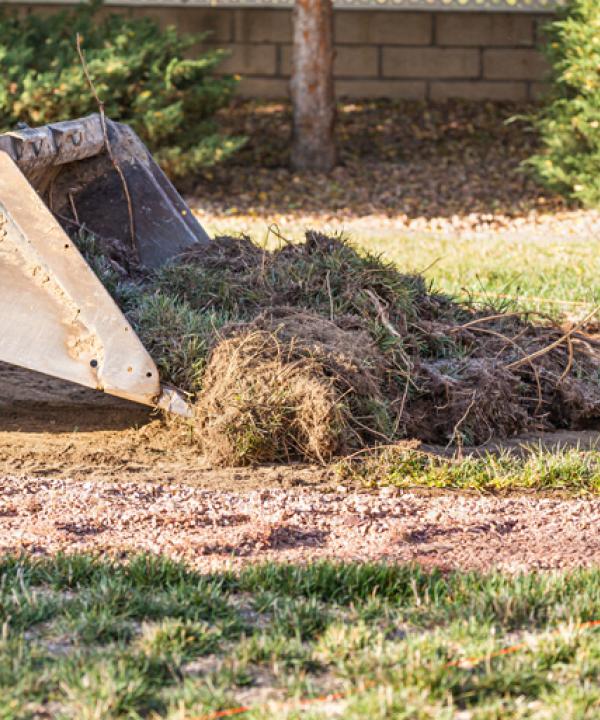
[0,115,105,173]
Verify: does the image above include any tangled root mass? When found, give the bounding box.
[81,231,600,466]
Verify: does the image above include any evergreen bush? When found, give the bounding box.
[0,2,244,178]
[529,0,600,206]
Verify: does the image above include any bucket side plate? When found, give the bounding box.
[0,152,160,406]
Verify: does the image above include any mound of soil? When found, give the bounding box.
[78,231,600,466]
[407,359,529,446]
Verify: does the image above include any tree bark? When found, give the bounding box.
[290,0,336,172]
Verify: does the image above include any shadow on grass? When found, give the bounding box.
[2,553,600,718]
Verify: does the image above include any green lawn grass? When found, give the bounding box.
[3,554,600,719]
[337,445,600,494]
[362,230,600,312]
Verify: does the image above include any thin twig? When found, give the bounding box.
[364,289,413,383]
[325,270,334,322]
[446,390,477,451]
[452,312,528,331]
[67,191,80,225]
[352,417,393,443]
[559,335,575,384]
[266,223,293,248]
[76,33,137,256]
[493,326,528,361]
[417,256,443,275]
[391,365,412,437]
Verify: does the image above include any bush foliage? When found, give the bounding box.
[0,2,244,178]
[529,0,600,206]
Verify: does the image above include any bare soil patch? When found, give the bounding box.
[0,363,331,490]
[2,362,600,487]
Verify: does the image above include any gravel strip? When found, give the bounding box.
[194,207,600,245]
[2,476,599,573]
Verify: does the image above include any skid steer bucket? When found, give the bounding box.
[0,114,210,267]
[0,114,208,415]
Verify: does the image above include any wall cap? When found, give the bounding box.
[4,0,564,11]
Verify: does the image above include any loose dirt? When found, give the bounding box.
[2,362,600,573]
[0,362,331,490]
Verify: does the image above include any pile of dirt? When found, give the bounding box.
[78,231,600,466]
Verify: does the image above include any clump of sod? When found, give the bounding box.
[195,308,390,465]
[77,231,600,466]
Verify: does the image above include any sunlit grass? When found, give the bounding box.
[197,217,600,312]
[337,444,600,494]
[2,554,600,719]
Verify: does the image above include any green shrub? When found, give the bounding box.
[528,0,600,206]
[0,2,244,178]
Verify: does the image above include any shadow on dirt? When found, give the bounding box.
[0,362,151,433]
[191,100,568,223]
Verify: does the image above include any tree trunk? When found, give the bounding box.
[290,0,336,172]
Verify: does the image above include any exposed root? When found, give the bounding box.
[76,231,600,465]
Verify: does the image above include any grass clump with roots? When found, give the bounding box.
[77,230,600,467]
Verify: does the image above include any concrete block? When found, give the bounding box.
[234,8,292,43]
[280,45,292,75]
[237,76,289,98]
[383,47,480,79]
[207,43,277,76]
[334,46,379,78]
[483,49,549,80]
[131,7,233,42]
[430,81,528,101]
[281,45,378,78]
[334,11,431,45]
[436,13,535,47]
[335,79,426,99]
[25,3,130,19]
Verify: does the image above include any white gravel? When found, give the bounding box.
[2,475,599,573]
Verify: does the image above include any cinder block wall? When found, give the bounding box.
[18,6,552,101]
